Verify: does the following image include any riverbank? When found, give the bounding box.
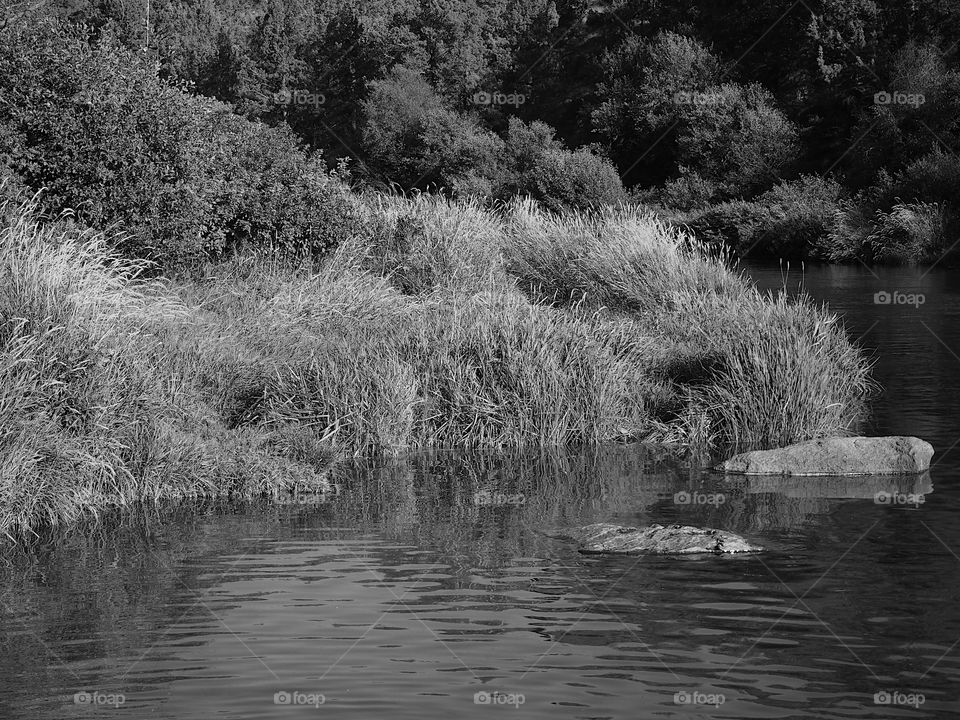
[0,193,873,538]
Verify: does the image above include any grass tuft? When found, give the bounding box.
[0,191,874,538]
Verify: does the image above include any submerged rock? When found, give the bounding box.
[716,436,934,476]
[545,523,762,555]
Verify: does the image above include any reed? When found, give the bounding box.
[0,191,873,538]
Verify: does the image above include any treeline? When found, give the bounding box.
[2,0,960,263]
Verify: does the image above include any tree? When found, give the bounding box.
[593,31,797,197]
[362,64,505,194]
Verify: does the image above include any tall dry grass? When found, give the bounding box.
[0,190,873,538]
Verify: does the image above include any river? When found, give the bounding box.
[1,264,958,719]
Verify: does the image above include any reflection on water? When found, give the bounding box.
[2,263,960,719]
[2,444,959,719]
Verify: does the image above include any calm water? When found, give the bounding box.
[2,265,960,719]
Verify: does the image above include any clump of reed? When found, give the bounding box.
[499,198,874,450]
[0,196,335,539]
[0,190,873,538]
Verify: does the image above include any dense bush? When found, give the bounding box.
[363,72,626,210]
[819,150,960,264]
[363,64,506,195]
[679,175,844,260]
[0,19,362,267]
[849,42,960,185]
[593,32,799,197]
[823,200,949,264]
[500,119,626,212]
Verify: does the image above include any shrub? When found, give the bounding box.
[868,202,947,264]
[679,175,844,259]
[820,150,960,263]
[676,82,800,197]
[639,172,719,212]
[363,64,506,195]
[593,32,799,196]
[0,19,362,268]
[500,118,626,212]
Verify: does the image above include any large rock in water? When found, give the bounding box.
[545,523,762,555]
[717,436,933,476]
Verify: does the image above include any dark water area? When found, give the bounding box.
[2,265,959,719]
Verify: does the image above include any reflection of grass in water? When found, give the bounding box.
[320,449,919,566]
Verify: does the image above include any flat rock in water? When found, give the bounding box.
[716,436,934,476]
[545,523,762,555]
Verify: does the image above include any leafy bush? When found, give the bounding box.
[594,32,799,196]
[676,82,800,197]
[499,119,626,212]
[638,171,719,212]
[820,150,960,263]
[0,19,362,268]
[679,175,844,259]
[868,202,947,264]
[363,64,506,195]
[849,42,960,184]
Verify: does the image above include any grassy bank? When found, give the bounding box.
[0,192,873,539]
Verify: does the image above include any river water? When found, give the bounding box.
[1,265,959,719]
